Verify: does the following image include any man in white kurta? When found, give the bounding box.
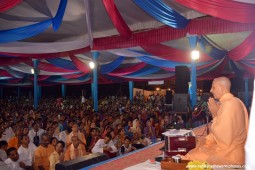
[184,77,249,165]
[17,135,37,168]
[92,134,117,157]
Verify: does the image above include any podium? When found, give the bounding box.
[162,129,196,157]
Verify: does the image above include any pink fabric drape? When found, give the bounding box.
[141,44,212,62]
[93,17,255,50]
[0,0,22,12]
[175,0,255,23]
[103,0,131,36]
[70,55,90,73]
[108,62,146,76]
[228,31,255,61]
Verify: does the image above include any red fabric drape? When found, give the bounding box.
[70,55,90,73]
[24,61,78,73]
[30,75,50,81]
[93,17,255,50]
[141,44,212,62]
[0,70,13,77]
[0,0,22,12]
[108,62,146,76]
[228,31,255,61]
[62,73,87,79]
[175,0,255,23]
[103,0,131,36]
[0,57,30,66]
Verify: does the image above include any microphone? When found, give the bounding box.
[192,99,205,116]
[192,94,211,116]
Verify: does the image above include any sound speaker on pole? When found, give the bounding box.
[165,90,173,104]
[55,153,108,170]
[174,93,189,113]
[175,66,190,93]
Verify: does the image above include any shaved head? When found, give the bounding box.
[210,76,231,100]
[213,77,231,92]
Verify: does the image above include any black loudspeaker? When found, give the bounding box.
[175,66,190,93]
[165,90,173,104]
[174,93,189,113]
[55,153,108,170]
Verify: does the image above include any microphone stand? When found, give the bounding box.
[205,108,211,135]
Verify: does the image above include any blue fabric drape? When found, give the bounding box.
[46,76,67,82]
[199,36,226,60]
[47,58,78,70]
[51,0,67,31]
[133,0,189,28]
[0,0,67,43]
[78,73,91,81]
[100,56,124,74]
[138,56,187,68]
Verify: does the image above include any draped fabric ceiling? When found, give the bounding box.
[0,0,255,86]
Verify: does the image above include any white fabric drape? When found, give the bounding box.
[0,40,90,54]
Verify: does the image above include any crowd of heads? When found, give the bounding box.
[0,94,184,169]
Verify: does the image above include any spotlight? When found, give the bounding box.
[89,61,95,69]
[191,50,200,61]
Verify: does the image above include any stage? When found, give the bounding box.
[78,124,244,170]
[80,141,164,170]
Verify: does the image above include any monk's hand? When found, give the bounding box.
[207,97,219,118]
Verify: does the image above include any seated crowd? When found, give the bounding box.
[0,94,179,170]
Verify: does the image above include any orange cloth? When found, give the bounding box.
[64,144,86,161]
[34,145,55,170]
[8,136,19,149]
[185,93,249,165]
[66,132,86,147]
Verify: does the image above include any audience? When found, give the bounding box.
[120,136,136,155]
[5,147,29,170]
[92,133,118,158]
[17,135,37,169]
[49,141,65,170]
[34,133,55,170]
[0,93,200,168]
[64,136,86,161]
